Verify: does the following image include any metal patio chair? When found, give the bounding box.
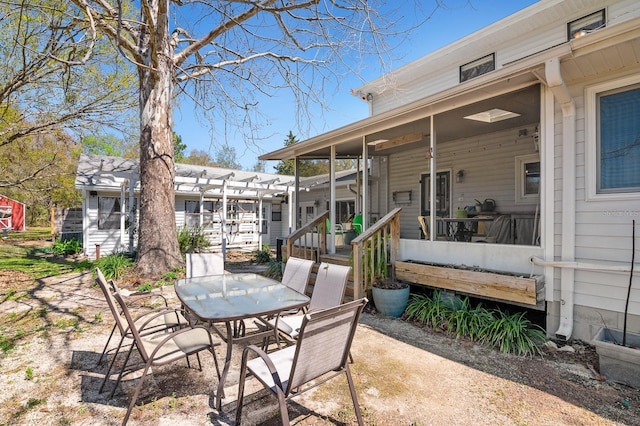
[185,252,225,278]
[96,268,188,396]
[268,262,350,344]
[281,257,314,295]
[257,257,314,348]
[236,298,367,425]
[111,290,221,425]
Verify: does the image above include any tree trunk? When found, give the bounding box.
[135,3,182,277]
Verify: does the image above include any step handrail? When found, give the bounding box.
[351,208,402,299]
[285,211,329,262]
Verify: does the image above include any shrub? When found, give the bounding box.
[252,245,272,264]
[94,253,134,280]
[263,259,284,280]
[51,238,82,256]
[178,225,210,254]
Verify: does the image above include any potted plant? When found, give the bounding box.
[366,237,409,318]
[592,220,640,389]
[372,276,410,318]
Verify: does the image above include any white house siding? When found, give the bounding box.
[368,0,639,116]
[548,61,640,341]
[385,126,540,241]
[85,192,130,259]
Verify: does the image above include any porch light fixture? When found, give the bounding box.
[456,170,464,183]
[464,108,521,123]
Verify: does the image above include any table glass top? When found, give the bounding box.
[175,273,309,321]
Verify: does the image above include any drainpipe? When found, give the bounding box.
[545,57,576,340]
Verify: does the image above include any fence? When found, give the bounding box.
[51,208,82,241]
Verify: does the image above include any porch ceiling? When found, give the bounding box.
[282,80,541,160]
[260,72,540,160]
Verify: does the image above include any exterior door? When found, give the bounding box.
[421,171,451,237]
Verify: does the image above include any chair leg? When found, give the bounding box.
[235,352,249,425]
[196,352,202,371]
[97,324,117,366]
[121,360,153,426]
[109,343,135,399]
[100,334,127,393]
[210,347,221,381]
[345,364,364,426]
[275,388,291,426]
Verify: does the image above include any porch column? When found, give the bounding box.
[199,192,204,227]
[258,195,264,248]
[361,136,367,231]
[329,145,337,254]
[288,188,294,234]
[295,157,301,229]
[429,116,436,241]
[128,177,136,253]
[222,180,228,261]
[120,182,126,248]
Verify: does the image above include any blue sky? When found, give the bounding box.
[172,0,538,171]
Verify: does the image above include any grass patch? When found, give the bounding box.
[4,227,51,241]
[0,243,91,279]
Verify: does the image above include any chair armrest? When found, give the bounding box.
[146,325,220,359]
[240,344,285,391]
[126,292,169,308]
[133,307,186,332]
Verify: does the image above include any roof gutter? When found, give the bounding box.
[545,57,576,341]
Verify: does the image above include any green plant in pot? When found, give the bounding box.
[366,237,409,318]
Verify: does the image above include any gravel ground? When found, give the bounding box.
[1,260,640,425]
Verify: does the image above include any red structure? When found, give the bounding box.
[0,195,26,231]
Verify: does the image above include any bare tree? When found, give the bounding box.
[0,2,137,190]
[28,0,440,276]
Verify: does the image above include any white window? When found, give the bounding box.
[586,75,640,200]
[185,200,215,227]
[515,154,540,204]
[98,197,121,230]
[568,9,605,40]
[460,53,495,83]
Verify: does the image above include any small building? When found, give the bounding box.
[0,195,26,232]
[75,154,303,259]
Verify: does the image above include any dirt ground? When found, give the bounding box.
[1,251,640,425]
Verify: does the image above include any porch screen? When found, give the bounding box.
[597,84,640,193]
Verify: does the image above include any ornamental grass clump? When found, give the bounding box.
[481,309,546,356]
[404,291,450,329]
[405,290,545,356]
[94,252,134,280]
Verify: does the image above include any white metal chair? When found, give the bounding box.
[111,290,221,425]
[269,262,350,342]
[185,252,225,277]
[236,298,367,425]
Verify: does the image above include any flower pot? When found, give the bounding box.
[372,284,410,318]
[592,327,640,389]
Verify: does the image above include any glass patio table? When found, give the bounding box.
[174,272,310,410]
